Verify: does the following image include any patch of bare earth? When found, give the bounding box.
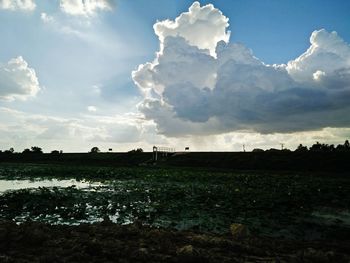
[0,221,349,262]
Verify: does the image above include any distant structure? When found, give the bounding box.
[242,144,246,152]
[108,148,113,152]
[153,146,175,162]
[185,147,190,151]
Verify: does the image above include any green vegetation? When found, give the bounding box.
[1,164,349,240]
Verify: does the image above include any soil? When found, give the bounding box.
[0,220,349,263]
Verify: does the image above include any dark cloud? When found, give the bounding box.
[132,2,350,136]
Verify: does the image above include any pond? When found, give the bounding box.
[0,179,103,193]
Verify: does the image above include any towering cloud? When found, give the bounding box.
[132,2,350,136]
[60,0,112,16]
[0,0,35,11]
[154,1,230,56]
[0,56,40,101]
[287,29,350,84]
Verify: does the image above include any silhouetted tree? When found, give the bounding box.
[90,147,100,153]
[329,144,335,152]
[252,148,264,152]
[265,148,280,153]
[51,150,60,155]
[309,142,336,152]
[31,146,43,154]
[128,148,144,153]
[336,140,350,152]
[22,148,31,154]
[295,144,308,152]
[310,142,322,152]
[336,144,344,151]
[4,148,14,154]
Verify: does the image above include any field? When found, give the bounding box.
[1,163,350,261]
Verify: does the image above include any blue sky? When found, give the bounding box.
[1,0,350,152]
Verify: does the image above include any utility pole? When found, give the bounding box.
[153,146,158,162]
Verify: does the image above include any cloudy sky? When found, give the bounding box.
[1,0,350,152]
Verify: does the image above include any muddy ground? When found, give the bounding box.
[0,221,349,263]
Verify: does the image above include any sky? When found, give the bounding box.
[1,0,350,153]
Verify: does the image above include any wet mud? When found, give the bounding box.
[0,221,349,263]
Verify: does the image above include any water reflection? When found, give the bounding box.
[1,177,349,240]
[311,210,350,226]
[0,179,103,193]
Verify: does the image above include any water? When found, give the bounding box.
[311,210,350,226]
[0,176,348,239]
[0,178,103,193]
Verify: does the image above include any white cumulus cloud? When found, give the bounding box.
[60,0,112,16]
[132,2,350,137]
[40,12,54,23]
[154,1,230,56]
[287,29,350,83]
[0,56,40,101]
[0,0,35,11]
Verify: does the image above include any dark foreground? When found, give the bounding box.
[2,150,350,172]
[1,164,349,262]
[1,221,350,263]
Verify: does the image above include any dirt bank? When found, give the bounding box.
[0,221,349,262]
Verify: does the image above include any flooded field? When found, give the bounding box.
[0,164,349,240]
[0,178,103,192]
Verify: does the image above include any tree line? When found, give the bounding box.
[0,141,349,154]
[252,140,350,153]
[0,146,144,154]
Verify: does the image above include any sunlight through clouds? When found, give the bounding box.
[59,0,112,16]
[1,0,349,152]
[0,0,35,11]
